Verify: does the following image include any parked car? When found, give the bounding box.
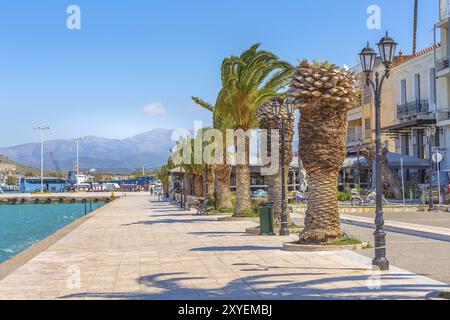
[291,191,307,202]
[252,189,268,199]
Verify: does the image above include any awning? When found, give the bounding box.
[342,152,429,169]
[382,119,436,134]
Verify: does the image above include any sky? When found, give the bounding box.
[0,0,439,147]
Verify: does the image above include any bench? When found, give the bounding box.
[195,198,211,215]
[185,196,199,209]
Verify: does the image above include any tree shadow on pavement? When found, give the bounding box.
[190,245,282,252]
[122,218,215,226]
[59,270,450,300]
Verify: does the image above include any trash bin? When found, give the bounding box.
[259,202,275,236]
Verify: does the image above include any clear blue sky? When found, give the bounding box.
[0,0,438,147]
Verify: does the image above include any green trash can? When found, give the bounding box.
[259,202,275,236]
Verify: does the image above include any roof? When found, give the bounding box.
[391,44,441,68]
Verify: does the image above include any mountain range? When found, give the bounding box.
[0,129,176,174]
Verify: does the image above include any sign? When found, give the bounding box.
[433,152,444,163]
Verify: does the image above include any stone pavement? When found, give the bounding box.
[0,195,448,300]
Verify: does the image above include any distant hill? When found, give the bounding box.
[0,129,176,174]
[0,155,42,176]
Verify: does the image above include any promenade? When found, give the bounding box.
[0,195,448,300]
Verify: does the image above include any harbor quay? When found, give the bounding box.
[0,192,125,205]
[0,194,447,300]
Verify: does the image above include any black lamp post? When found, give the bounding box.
[426,126,437,211]
[272,98,294,236]
[359,31,397,271]
[179,166,184,209]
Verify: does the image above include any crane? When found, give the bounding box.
[50,152,63,177]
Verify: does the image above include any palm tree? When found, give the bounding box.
[177,137,205,198]
[258,98,295,224]
[220,44,294,217]
[156,165,170,196]
[288,60,358,244]
[191,97,233,209]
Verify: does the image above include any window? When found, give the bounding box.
[400,79,407,105]
[401,134,410,156]
[414,74,421,101]
[417,130,425,159]
[430,68,437,107]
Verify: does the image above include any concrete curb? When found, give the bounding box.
[425,291,450,300]
[340,217,450,243]
[217,216,259,222]
[282,241,370,252]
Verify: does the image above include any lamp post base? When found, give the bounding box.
[372,257,390,271]
[279,228,290,236]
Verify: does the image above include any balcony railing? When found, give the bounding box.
[364,130,373,141]
[347,133,363,144]
[397,100,430,119]
[440,0,450,20]
[437,108,450,123]
[437,57,450,72]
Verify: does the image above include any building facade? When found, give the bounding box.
[436,0,450,172]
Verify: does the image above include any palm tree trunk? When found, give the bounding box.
[298,102,347,244]
[214,164,232,209]
[299,170,341,243]
[206,166,215,199]
[234,164,251,216]
[183,173,190,209]
[193,174,204,197]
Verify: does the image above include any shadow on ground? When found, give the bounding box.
[59,270,448,300]
[122,218,217,226]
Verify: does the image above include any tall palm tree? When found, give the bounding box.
[258,98,295,224]
[220,44,294,217]
[288,60,358,244]
[191,97,233,209]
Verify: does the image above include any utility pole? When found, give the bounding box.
[34,127,50,193]
[413,0,418,54]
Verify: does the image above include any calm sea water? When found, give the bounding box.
[0,202,104,264]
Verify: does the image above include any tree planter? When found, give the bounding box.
[282,241,370,252]
[217,216,259,222]
[425,291,450,300]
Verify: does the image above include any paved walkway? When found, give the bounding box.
[0,195,448,300]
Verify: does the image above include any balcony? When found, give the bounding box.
[437,57,449,72]
[437,108,450,125]
[347,127,363,148]
[437,57,450,77]
[397,100,431,120]
[440,0,450,21]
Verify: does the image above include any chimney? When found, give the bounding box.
[398,50,403,64]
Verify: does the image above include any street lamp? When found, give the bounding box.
[272,98,294,236]
[34,127,50,193]
[426,126,437,211]
[74,137,83,190]
[359,31,397,271]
